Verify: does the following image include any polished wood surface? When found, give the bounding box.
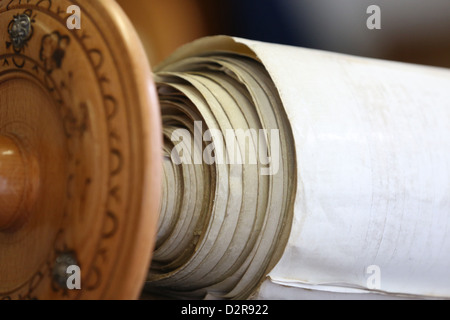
[0,0,162,299]
[0,135,39,232]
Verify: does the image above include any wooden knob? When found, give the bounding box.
[0,136,38,232]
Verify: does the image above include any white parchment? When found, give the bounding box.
[233,37,450,299]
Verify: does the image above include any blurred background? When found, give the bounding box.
[116,0,450,68]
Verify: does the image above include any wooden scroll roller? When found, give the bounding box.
[1,0,450,300]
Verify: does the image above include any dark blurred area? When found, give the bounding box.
[117,0,450,68]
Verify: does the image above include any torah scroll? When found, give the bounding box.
[144,36,450,300]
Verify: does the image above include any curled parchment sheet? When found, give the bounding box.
[145,36,450,300]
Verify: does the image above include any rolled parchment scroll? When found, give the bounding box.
[145,36,450,300]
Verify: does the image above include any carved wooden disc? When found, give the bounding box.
[0,0,162,299]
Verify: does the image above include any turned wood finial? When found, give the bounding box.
[0,135,39,232]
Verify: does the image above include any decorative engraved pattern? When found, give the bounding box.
[39,31,70,74]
